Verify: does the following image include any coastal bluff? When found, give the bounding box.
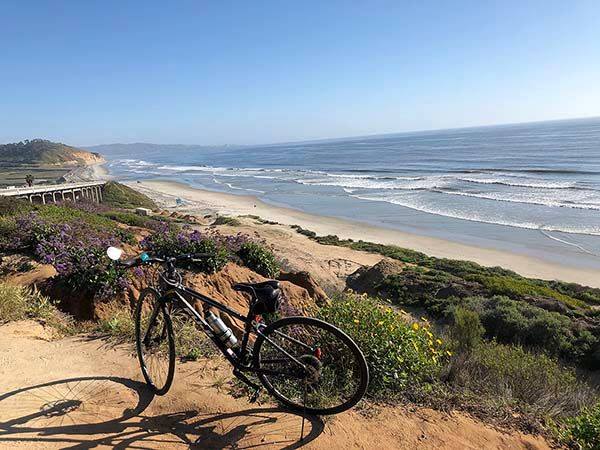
[0,139,104,166]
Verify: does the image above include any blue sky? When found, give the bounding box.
[1,0,599,146]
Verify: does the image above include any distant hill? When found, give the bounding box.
[0,139,104,166]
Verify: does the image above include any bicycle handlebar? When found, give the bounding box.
[117,252,211,268]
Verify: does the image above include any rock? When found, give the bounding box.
[346,258,406,296]
[278,270,329,305]
[435,281,483,299]
[521,295,571,314]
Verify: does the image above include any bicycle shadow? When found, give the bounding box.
[0,376,324,449]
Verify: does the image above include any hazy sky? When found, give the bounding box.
[1,0,599,146]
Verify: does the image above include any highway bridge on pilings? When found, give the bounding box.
[0,181,106,204]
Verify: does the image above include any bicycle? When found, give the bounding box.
[106,246,369,415]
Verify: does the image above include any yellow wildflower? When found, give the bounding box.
[353,319,359,324]
[412,323,419,331]
[436,338,443,345]
[446,350,452,356]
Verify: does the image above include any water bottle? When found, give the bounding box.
[205,311,239,349]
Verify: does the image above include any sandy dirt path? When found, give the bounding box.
[204,220,383,293]
[0,321,551,449]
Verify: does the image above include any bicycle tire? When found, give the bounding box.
[253,316,369,415]
[135,287,176,395]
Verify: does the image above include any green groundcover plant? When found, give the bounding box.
[318,292,448,400]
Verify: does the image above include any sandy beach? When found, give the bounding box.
[126,180,600,288]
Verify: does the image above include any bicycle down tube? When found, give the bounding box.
[162,283,309,376]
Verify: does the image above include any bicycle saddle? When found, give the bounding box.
[233,281,281,314]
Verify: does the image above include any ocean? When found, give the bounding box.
[94,117,600,270]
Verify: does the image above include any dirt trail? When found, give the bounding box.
[202,219,383,293]
[0,321,551,449]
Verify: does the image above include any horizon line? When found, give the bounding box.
[80,114,600,150]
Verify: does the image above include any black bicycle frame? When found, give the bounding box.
[159,280,309,377]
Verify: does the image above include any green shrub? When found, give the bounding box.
[546,280,600,306]
[293,226,599,310]
[96,303,214,360]
[213,216,241,226]
[469,296,597,361]
[96,304,135,338]
[0,282,74,335]
[1,210,133,298]
[448,341,597,418]
[379,268,461,310]
[102,181,156,209]
[0,217,18,249]
[33,203,116,230]
[0,283,29,322]
[170,311,216,360]
[318,293,446,400]
[0,196,33,216]
[102,210,166,229]
[369,265,598,364]
[450,307,484,352]
[557,403,600,450]
[474,275,588,309]
[237,242,280,278]
[290,225,317,238]
[141,227,229,273]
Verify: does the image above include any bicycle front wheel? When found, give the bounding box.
[135,288,176,395]
[253,316,369,415]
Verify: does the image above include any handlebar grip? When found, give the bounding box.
[176,253,211,262]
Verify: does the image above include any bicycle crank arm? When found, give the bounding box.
[232,369,262,402]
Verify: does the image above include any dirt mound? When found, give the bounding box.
[346,258,406,295]
[278,270,329,305]
[181,262,315,334]
[2,251,316,322]
[0,254,57,288]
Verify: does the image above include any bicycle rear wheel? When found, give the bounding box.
[135,288,176,395]
[253,316,369,415]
